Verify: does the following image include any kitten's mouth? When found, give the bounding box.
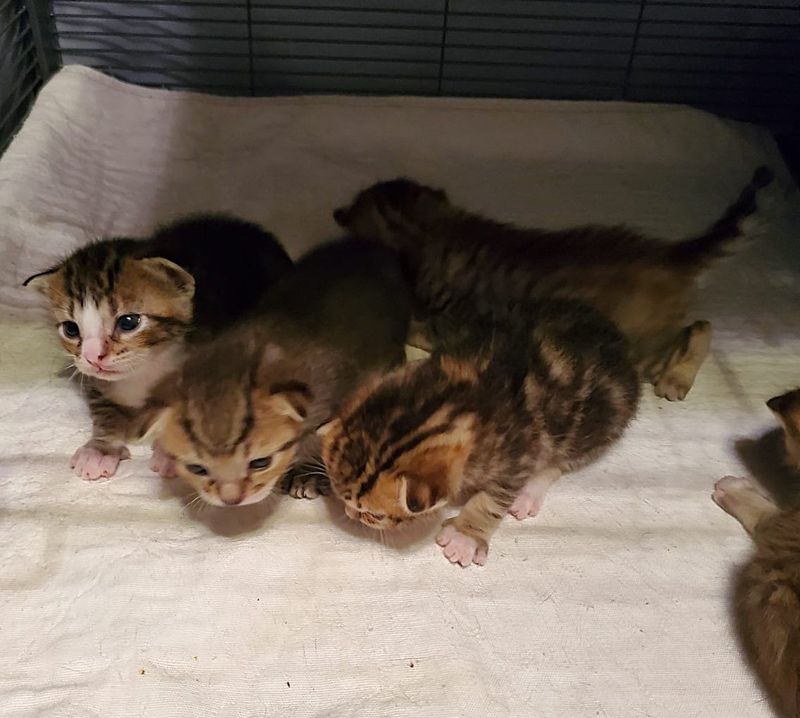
[344,506,392,529]
[85,365,125,379]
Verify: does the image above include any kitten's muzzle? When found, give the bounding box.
[217,479,248,506]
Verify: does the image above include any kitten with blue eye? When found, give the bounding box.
[24,215,293,480]
[152,238,413,508]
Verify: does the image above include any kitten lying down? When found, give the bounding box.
[25,215,292,480]
[321,299,640,567]
[713,389,800,718]
[151,239,412,507]
[334,167,772,402]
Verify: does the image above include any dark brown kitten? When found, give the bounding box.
[322,299,640,567]
[24,215,292,480]
[713,389,800,718]
[334,168,772,401]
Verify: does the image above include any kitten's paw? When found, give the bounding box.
[508,492,544,520]
[436,525,487,567]
[279,472,331,499]
[712,475,771,517]
[71,444,130,480]
[654,372,692,401]
[149,443,177,479]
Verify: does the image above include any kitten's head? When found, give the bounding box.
[767,389,800,470]
[333,178,451,248]
[25,240,195,381]
[155,340,312,507]
[320,361,475,530]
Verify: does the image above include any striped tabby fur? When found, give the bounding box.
[322,299,640,567]
[334,167,773,402]
[713,389,800,718]
[24,214,292,480]
[153,239,413,507]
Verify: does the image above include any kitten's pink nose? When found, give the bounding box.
[82,337,108,367]
[218,482,244,506]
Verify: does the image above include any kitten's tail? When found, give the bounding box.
[666,166,774,269]
[739,557,800,717]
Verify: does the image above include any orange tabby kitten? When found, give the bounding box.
[713,389,800,718]
[322,299,639,567]
[153,239,412,507]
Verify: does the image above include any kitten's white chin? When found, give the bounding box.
[200,484,274,508]
[77,364,129,381]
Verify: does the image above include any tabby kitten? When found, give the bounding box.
[153,239,412,507]
[24,215,292,480]
[334,168,772,401]
[321,299,640,567]
[713,389,800,718]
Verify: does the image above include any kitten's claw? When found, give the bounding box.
[149,442,177,479]
[70,444,130,480]
[436,525,487,567]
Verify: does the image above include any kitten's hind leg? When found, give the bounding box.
[713,476,780,536]
[508,467,561,520]
[436,489,511,567]
[653,320,711,401]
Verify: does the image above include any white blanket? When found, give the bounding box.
[1,65,799,718]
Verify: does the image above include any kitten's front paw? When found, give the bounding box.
[712,475,770,517]
[149,442,177,479]
[71,444,130,480]
[436,524,487,567]
[279,471,331,499]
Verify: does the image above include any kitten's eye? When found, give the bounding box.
[116,314,141,332]
[185,463,208,476]
[249,456,272,471]
[60,321,80,339]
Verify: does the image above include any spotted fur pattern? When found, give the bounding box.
[25,215,293,479]
[323,299,640,566]
[334,167,772,401]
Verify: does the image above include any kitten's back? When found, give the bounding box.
[140,214,293,331]
[259,238,413,372]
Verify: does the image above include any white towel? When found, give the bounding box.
[0,65,798,718]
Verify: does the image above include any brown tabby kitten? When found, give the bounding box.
[334,168,772,401]
[153,239,412,507]
[24,215,292,480]
[713,389,800,718]
[321,299,640,567]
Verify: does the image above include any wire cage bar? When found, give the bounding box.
[1,1,798,154]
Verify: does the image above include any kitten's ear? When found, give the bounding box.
[768,390,800,431]
[268,381,313,424]
[333,206,350,227]
[399,473,443,514]
[22,267,59,293]
[316,418,341,438]
[136,257,195,299]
